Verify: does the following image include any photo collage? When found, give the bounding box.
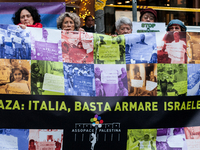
[127,126,200,150]
[0,24,200,96]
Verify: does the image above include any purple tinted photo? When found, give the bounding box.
[94,64,128,97]
[156,128,187,150]
[28,28,62,62]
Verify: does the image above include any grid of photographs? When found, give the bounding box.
[0,128,63,150]
[127,127,200,150]
[0,25,200,97]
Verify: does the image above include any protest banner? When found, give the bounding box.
[0,26,200,150]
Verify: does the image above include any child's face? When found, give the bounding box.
[11,60,19,67]
[35,65,39,72]
[14,70,22,82]
[167,84,173,90]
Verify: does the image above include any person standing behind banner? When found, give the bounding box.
[166,19,187,32]
[81,16,95,33]
[115,17,132,35]
[12,6,43,29]
[57,12,84,31]
[140,8,157,22]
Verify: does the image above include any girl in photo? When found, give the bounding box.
[6,67,30,94]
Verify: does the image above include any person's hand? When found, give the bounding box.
[78,28,85,32]
[109,34,117,37]
[18,24,27,29]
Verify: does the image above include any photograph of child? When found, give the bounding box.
[0,24,31,59]
[127,63,157,96]
[157,64,187,96]
[94,34,125,64]
[94,64,128,96]
[125,33,157,64]
[127,129,157,150]
[157,31,187,64]
[61,31,93,64]
[0,59,31,94]
[187,64,200,96]
[63,63,95,96]
[31,60,64,95]
[29,129,63,150]
[156,128,187,150]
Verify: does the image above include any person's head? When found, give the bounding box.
[121,68,126,74]
[150,71,154,76]
[150,53,157,63]
[77,41,83,49]
[140,34,145,42]
[74,67,79,75]
[10,59,19,67]
[57,12,80,31]
[12,68,23,82]
[144,134,149,141]
[29,139,35,146]
[16,32,20,37]
[118,80,124,89]
[173,31,180,42]
[7,31,11,37]
[31,63,40,73]
[166,19,187,31]
[173,128,181,135]
[85,16,94,27]
[42,28,48,39]
[68,67,73,73]
[115,17,132,35]
[178,64,184,72]
[12,6,41,25]
[167,82,174,90]
[140,8,157,22]
[95,67,101,76]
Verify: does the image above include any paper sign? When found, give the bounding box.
[0,67,10,83]
[132,22,166,33]
[146,81,157,91]
[38,142,55,149]
[130,44,153,62]
[174,81,187,95]
[42,73,64,93]
[0,134,18,149]
[131,79,143,87]
[99,44,120,61]
[101,71,118,84]
[35,41,59,61]
[186,139,200,150]
[7,83,30,94]
[166,43,185,62]
[4,37,12,42]
[167,134,185,148]
[73,76,93,92]
[13,36,21,44]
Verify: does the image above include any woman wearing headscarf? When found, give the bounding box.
[140,8,157,22]
[166,19,187,32]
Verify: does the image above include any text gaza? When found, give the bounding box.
[0,100,71,112]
